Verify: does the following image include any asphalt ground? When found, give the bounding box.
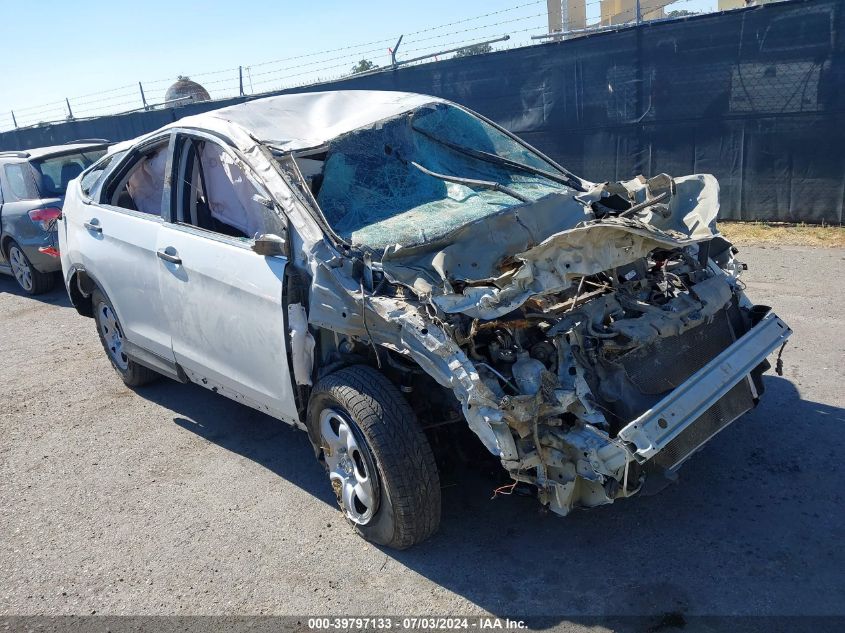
[1,245,843,631]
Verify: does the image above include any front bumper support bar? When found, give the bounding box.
[617,312,792,462]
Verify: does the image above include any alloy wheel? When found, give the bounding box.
[8,245,33,292]
[97,301,129,370]
[319,408,379,525]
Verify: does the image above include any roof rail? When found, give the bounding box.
[0,151,30,158]
[65,138,110,145]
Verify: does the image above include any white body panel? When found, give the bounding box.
[63,195,174,362]
[155,224,298,424]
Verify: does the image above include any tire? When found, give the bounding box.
[6,240,55,295]
[91,288,159,388]
[307,365,441,549]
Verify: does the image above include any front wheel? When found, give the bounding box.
[91,288,159,387]
[308,365,441,549]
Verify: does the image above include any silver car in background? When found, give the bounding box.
[58,91,791,549]
[0,141,107,294]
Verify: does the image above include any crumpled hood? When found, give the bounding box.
[381,173,720,320]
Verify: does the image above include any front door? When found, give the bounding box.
[156,132,298,424]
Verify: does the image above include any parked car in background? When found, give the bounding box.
[59,91,791,548]
[0,141,108,294]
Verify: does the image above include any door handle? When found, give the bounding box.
[157,248,182,265]
[84,219,102,233]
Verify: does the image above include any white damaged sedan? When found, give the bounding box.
[59,90,791,548]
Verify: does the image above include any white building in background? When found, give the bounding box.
[599,0,673,24]
[546,0,588,33]
[545,0,692,36]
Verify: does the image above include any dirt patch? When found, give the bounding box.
[719,221,845,248]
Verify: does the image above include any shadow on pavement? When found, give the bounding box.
[137,373,844,625]
[137,379,335,508]
[0,273,71,307]
[388,376,844,624]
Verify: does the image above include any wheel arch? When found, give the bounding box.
[306,362,441,548]
[1,233,14,258]
[66,265,97,318]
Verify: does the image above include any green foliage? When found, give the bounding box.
[667,9,698,17]
[351,59,378,74]
[453,43,493,58]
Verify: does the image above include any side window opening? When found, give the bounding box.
[293,151,327,198]
[176,138,283,240]
[3,163,40,201]
[81,151,124,197]
[110,143,169,214]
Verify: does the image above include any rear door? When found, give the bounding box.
[155,131,298,424]
[69,133,175,362]
[0,161,36,268]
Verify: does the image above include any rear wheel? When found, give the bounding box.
[308,365,441,549]
[92,288,159,387]
[7,241,55,295]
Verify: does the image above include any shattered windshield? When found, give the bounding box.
[302,104,572,249]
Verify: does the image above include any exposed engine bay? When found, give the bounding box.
[292,175,791,516]
[424,238,765,513]
[269,99,792,517]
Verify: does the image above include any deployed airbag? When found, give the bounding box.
[200,144,268,237]
[126,149,167,214]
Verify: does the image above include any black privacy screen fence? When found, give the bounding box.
[2,0,841,223]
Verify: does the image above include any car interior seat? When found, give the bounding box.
[41,174,58,194]
[116,189,138,211]
[61,162,84,189]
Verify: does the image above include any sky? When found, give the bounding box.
[0,0,716,130]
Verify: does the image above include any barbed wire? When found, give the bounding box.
[249,21,556,93]
[8,98,68,115]
[247,9,551,89]
[393,11,548,47]
[246,0,544,71]
[246,9,548,82]
[1,0,550,126]
[1,0,712,132]
[404,0,545,36]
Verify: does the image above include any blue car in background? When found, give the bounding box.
[0,141,107,294]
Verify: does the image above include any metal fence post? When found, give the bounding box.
[239,66,244,97]
[390,35,404,67]
[65,98,74,120]
[139,82,149,111]
[11,111,17,128]
[636,0,642,24]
